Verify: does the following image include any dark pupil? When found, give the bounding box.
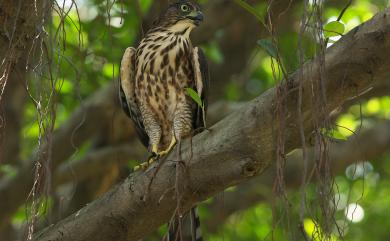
[181,5,188,11]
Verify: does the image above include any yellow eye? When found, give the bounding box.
[180,4,189,12]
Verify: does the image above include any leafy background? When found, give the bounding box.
[1,0,390,240]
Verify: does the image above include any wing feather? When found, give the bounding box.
[119,47,149,147]
[192,47,209,129]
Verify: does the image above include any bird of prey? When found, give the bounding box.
[119,0,208,171]
[119,1,208,240]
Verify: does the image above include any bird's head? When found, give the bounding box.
[156,0,204,32]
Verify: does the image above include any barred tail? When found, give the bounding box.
[167,207,202,241]
[190,207,203,241]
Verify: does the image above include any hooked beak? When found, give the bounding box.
[187,11,204,26]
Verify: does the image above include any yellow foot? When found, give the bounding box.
[133,138,177,171]
[157,137,177,156]
[133,154,159,171]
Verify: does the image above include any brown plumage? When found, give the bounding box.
[119,2,208,241]
[120,0,208,158]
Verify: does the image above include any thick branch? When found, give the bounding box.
[33,9,390,241]
[205,119,390,233]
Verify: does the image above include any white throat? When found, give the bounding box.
[167,20,195,38]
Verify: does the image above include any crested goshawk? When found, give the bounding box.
[119,1,208,240]
[119,0,208,171]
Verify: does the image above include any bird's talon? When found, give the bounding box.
[133,164,145,172]
[133,161,152,172]
[148,157,157,165]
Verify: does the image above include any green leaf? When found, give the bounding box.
[233,0,266,26]
[257,39,277,58]
[185,88,203,108]
[0,164,17,178]
[324,21,345,38]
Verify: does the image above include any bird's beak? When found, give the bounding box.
[187,11,204,25]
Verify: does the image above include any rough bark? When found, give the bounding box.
[0,0,50,96]
[205,119,390,233]
[33,9,390,241]
[0,63,27,166]
[0,0,49,166]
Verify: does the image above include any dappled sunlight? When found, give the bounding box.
[345,162,374,181]
[0,0,389,240]
[345,203,365,223]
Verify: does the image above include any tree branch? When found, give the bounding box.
[33,9,390,241]
[204,119,390,233]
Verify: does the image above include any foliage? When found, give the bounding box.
[186,88,204,109]
[323,21,345,38]
[257,39,278,58]
[0,0,389,240]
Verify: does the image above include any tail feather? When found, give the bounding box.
[190,207,202,241]
[167,207,202,241]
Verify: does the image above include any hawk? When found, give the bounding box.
[119,1,208,240]
[119,0,208,169]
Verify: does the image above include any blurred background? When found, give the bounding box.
[0,0,390,240]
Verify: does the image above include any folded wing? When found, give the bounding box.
[119,47,149,147]
[191,47,209,129]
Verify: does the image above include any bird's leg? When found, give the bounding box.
[134,152,159,171]
[133,104,162,171]
[151,144,158,156]
[157,136,177,156]
[148,144,160,164]
[133,145,159,171]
